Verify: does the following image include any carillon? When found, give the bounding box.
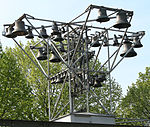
[3,4,145,121]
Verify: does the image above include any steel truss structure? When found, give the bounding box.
[3,4,145,123]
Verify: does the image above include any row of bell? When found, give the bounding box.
[120,35,143,57]
[37,40,140,62]
[4,20,64,41]
[37,49,62,62]
[96,7,131,29]
[5,20,28,38]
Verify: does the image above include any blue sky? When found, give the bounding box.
[0,0,150,95]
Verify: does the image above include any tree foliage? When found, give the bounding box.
[0,48,33,120]
[0,40,122,120]
[116,67,150,126]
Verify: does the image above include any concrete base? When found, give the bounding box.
[54,112,115,125]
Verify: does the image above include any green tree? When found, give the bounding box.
[10,40,62,120]
[116,67,150,126]
[0,40,122,120]
[0,47,33,120]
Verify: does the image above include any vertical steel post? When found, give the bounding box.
[85,29,90,113]
[67,25,73,113]
[106,31,112,114]
[47,40,51,121]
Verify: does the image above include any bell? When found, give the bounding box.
[53,33,64,42]
[88,51,95,60]
[50,52,61,62]
[90,36,101,47]
[84,37,91,44]
[5,27,17,38]
[97,74,106,82]
[120,40,137,57]
[37,47,47,60]
[25,26,34,39]
[103,36,109,46]
[51,22,60,35]
[96,7,110,22]
[13,20,28,36]
[38,26,49,38]
[132,36,143,48]
[113,11,131,29]
[93,77,103,87]
[113,34,120,46]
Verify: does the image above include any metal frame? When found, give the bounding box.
[3,4,145,123]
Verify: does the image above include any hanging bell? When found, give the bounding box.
[132,36,143,48]
[38,26,49,39]
[37,47,47,60]
[96,7,110,22]
[103,36,109,46]
[113,34,120,46]
[50,52,61,62]
[5,27,17,38]
[93,77,103,87]
[53,33,64,42]
[90,36,101,47]
[84,36,91,44]
[51,22,60,35]
[13,20,28,36]
[120,40,137,57]
[88,51,95,60]
[97,74,106,82]
[113,11,131,29]
[25,26,34,39]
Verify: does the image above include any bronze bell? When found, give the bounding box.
[93,77,103,87]
[113,11,131,29]
[84,37,91,44]
[132,36,143,48]
[38,26,49,38]
[5,27,17,38]
[103,36,109,46]
[37,47,47,60]
[97,74,106,82]
[25,26,34,39]
[53,33,64,42]
[96,7,110,22]
[13,20,28,36]
[93,74,106,87]
[113,34,120,46]
[51,22,60,35]
[50,52,61,62]
[90,35,101,47]
[120,40,137,57]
